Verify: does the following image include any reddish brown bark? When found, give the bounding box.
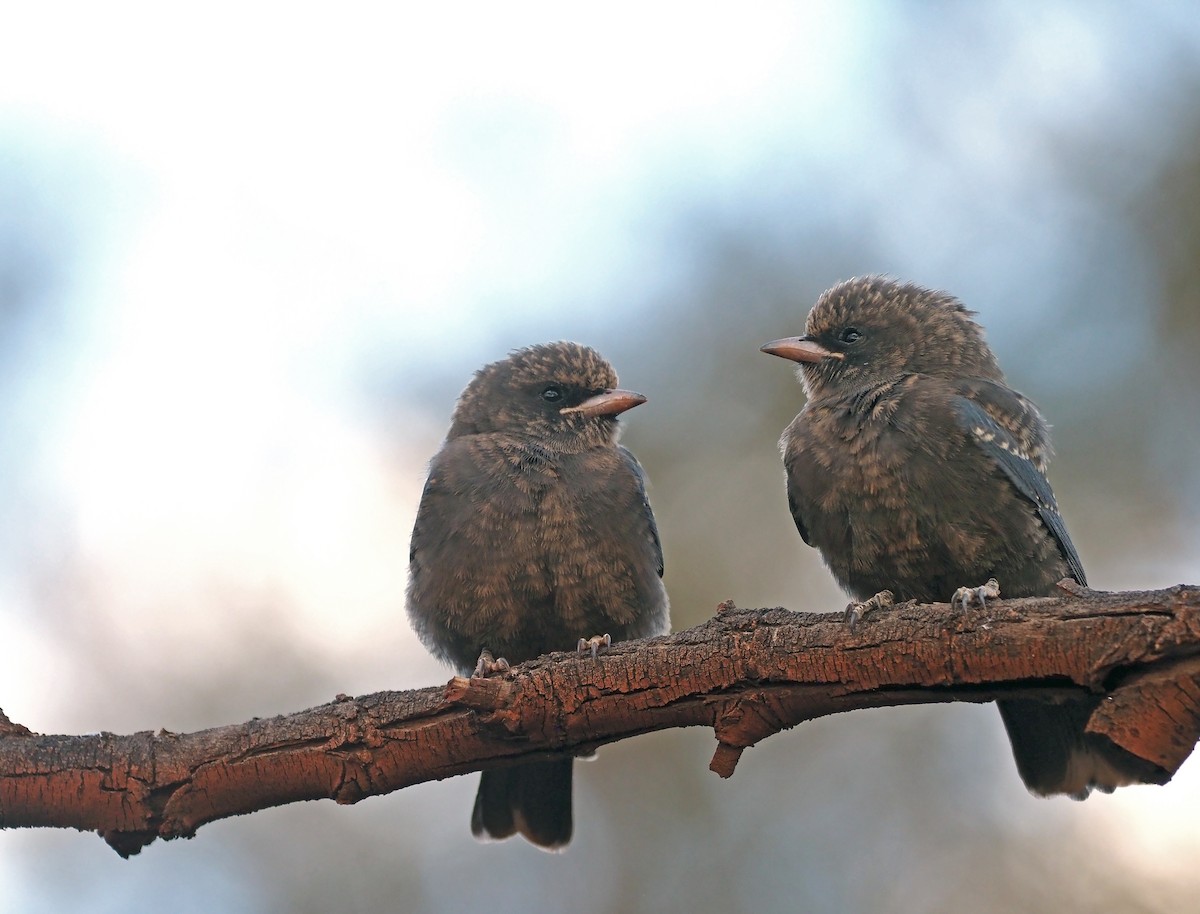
[2,583,1198,857]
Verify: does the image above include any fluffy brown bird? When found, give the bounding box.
[407,341,669,848]
[762,276,1159,798]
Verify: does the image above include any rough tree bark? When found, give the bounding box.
[2,582,1199,858]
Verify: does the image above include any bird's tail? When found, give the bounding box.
[471,758,573,849]
[997,697,1167,799]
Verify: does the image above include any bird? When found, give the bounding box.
[406,341,670,848]
[761,276,1158,798]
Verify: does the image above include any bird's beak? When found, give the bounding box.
[560,389,647,418]
[760,336,844,363]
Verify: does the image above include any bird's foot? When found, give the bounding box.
[577,633,612,659]
[472,649,511,678]
[951,577,1000,610]
[844,590,894,632]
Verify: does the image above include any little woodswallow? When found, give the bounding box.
[762,276,1158,798]
[406,341,670,848]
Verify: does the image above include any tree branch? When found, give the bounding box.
[3,583,1199,857]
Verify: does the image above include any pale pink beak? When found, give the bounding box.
[559,388,647,418]
[760,337,844,362]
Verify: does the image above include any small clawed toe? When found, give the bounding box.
[844,590,894,632]
[951,577,1001,610]
[577,634,612,659]
[472,649,511,678]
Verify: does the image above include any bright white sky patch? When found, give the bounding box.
[2,3,868,680]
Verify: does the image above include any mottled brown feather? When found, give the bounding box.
[407,341,669,848]
[769,277,1156,797]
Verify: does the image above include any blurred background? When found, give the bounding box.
[3,1,1200,911]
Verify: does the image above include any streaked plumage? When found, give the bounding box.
[763,276,1155,797]
[407,341,669,847]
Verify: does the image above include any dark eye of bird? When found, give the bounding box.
[838,327,862,344]
[540,385,564,402]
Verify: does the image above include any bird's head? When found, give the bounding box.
[448,341,645,450]
[761,276,1004,399]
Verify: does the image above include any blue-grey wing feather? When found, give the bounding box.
[953,396,1086,586]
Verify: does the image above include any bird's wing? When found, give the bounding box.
[778,410,819,547]
[952,386,1087,586]
[782,462,811,542]
[618,445,664,578]
[406,436,557,667]
[408,438,533,564]
[785,479,812,546]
